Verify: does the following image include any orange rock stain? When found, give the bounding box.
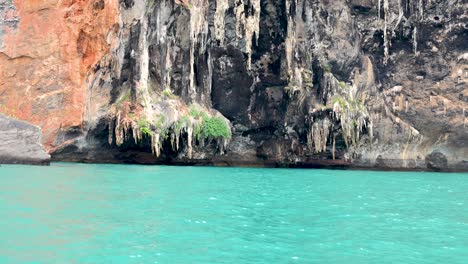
[0,0,118,150]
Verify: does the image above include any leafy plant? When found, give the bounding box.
[332,96,348,109]
[193,122,202,141]
[189,104,202,118]
[136,118,152,136]
[140,126,153,136]
[338,81,346,89]
[174,115,190,132]
[201,116,231,139]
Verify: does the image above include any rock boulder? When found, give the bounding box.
[0,114,50,165]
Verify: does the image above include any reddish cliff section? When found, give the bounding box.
[0,0,118,150]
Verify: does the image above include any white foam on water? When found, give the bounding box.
[291,256,299,260]
[209,197,217,200]
[384,213,399,216]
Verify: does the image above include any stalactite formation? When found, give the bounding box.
[234,0,261,70]
[108,99,231,159]
[383,0,390,64]
[108,103,143,149]
[304,72,372,154]
[214,0,229,45]
[413,26,418,55]
[331,95,371,148]
[307,117,331,153]
[285,0,297,77]
[188,1,209,99]
[378,0,426,63]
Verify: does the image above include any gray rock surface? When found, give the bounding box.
[0,114,50,165]
[426,151,449,171]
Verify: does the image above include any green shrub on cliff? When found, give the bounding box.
[140,126,152,136]
[338,81,347,89]
[189,104,202,118]
[136,118,152,136]
[201,116,231,139]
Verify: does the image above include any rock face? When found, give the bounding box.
[0,0,118,149]
[0,114,50,165]
[1,0,467,171]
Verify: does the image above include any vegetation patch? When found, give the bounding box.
[338,81,347,89]
[189,104,202,118]
[201,116,231,139]
[174,115,190,133]
[162,89,177,99]
[136,118,152,136]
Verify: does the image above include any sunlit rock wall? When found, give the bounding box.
[0,0,118,150]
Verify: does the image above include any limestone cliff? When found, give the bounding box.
[1,0,467,171]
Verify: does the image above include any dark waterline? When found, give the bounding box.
[1,163,467,263]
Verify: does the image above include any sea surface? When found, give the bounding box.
[0,163,467,264]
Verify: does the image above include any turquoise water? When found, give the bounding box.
[0,164,467,263]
